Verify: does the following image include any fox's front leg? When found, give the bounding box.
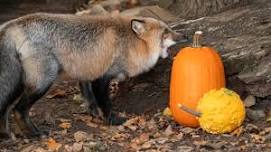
[79,82,104,120]
[81,76,126,125]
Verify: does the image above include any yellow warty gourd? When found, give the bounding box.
[177,88,246,134]
[197,88,245,134]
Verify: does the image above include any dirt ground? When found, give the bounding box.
[0,0,271,152]
[0,49,270,151]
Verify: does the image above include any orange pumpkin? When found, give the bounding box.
[169,31,225,127]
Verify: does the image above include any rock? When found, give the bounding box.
[121,5,178,23]
[74,131,88,142]
[161,0,251,19]
[244,95,256,107]
[247,109,266,121]
[171,0,271,98]
[158,0,174,8]
[76,4,109,16]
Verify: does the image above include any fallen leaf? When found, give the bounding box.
[176,145,193,152]
[176,132,184,140]
[47,138,62,151]
[267,117,271,122]
[117,125,125,132]
[59,122,71,129]
[193,140,208,147]
[58,118,72,123]
[156,137,169,144]
[141,142,152,149]
[163,107,172,117]
[250,134,266,143]
[46,89,66,99]
[86,121,98,128]
[73,94,84,101]
[230,126,243,137]
[164,125,174,137]
[64,145,73,152]
[244,95,256,107]
[33,147,48,152]
[182,127,195,134]
[74,131,88,142]
[21,145,36,152]
[111,133,129,141]
[123,117,139,131]
[72,142,83,152]
[139,133,150,143]
[130,142,139,150]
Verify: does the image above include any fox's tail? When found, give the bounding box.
[0,40,24,114]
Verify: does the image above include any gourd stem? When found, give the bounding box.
[177,104,201,117]
[192,31,203,48]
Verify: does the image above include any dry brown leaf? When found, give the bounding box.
[86,121,98,128]
[139,133,150,143]
[72,142,83,152]
[74,131,88,142]
[163,107,172,117]
[193,140,208,146]
[176,132,184,140]
[59,122,71,129]
[112,133,128,141]
[230,126,243,137]
[164,125,174,137]
[58,118,72,123]
[123,117,140,126]
[141,142,152,149]
[250,134,266,143]
[130,142,139,150]
[47,138,62,151]
[46,89,66,99]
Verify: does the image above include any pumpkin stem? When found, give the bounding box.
[192,31,203,48]
[177,104,201,117]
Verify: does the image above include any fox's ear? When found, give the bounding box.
[131,19,146,37]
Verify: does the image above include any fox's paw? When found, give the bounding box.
[23,129,49,139]
[106,113,127,125]
[0,132,10,139]
[89,106,104,121]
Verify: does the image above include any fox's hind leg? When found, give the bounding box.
[13,53,59,137]
[0,45,24,139]
[91,76,127,125]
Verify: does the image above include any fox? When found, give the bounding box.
[0,13,187,138]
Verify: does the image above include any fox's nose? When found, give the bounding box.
[173,32,190,44]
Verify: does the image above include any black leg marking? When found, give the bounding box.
[14,86,52,138]
[79,81,104,120]
[91,76,127,125]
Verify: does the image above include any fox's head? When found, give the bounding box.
[131,17,187,58]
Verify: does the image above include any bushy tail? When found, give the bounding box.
[0,42,23,113]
